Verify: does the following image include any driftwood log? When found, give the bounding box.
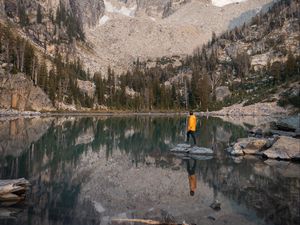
[0,178,30,206]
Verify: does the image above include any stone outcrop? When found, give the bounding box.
[263,136,300,160]
[215,86,231,101]
[0,73,54,112]
[77,79,96,98]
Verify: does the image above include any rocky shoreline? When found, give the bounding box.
[226,116,300,161]
[210,102,288,116]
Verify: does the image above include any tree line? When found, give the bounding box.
[1,0,299,111]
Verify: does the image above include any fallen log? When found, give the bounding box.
[0,178,30,206]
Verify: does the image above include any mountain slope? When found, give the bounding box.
[81,0,276,75]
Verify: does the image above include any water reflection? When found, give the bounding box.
[0,116,299,225]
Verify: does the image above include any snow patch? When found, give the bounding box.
[212,0,247,7]
[100,15,110,25]
[104,0,136,17]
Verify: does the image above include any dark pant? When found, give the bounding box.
[187,131,196,145]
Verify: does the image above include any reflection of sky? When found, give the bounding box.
[0,116,299,225]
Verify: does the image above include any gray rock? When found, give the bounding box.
[215,86,231,101]
[263,136,300,160]
[270,129,297,138]
[295,128,300,137]
[229,137,267,156]
[230,143,244,156]
[210,200,221,210]
[170,144,213,155]
[265,137,278,149]
[276,116,300,132]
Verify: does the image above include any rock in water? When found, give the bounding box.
[210,200,221,210]
[227,137,267,156]
[276,116,300,132]
[262,136,300,160]
[170,144,213,155]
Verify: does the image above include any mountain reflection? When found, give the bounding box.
[0,116,299,225]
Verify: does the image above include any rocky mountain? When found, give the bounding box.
[82,0,276,75]
[0,0,277,75]
[0,0,298,113]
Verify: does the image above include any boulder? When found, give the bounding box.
[170,144,213,155]
[263,136,300,160]
[242,138,267,155]
[276,116,300,132]
[228,137,267,156]
[215,86,231,101]
[270,129,297,138]
[229,144,244,156]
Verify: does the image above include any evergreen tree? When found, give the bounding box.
[37,4,43,24]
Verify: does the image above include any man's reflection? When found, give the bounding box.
[186,159,197,196]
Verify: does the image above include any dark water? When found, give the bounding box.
[0,116,299,225]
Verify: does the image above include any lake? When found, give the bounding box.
[0,115,299,225]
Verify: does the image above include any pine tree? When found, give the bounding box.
[37,4,43,24]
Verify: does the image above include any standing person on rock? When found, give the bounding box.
[186,111,197,146]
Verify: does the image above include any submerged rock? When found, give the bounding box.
[262,136,300,160]
[210,200,221,210]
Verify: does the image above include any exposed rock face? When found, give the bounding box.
[1,0,105,28]
[77,79,96,98]
[82,0,275,75]
[114,0,190,18]
[263,136,300,160]
[69,0,105,28]
[215,86,231,101]
[0,73,54,112]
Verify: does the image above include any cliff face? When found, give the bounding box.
[71,0,105,28]
[0,72,54,112]
[112,0,190,18]
[0,0,105,27]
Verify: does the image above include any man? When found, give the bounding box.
[186,111,197,145]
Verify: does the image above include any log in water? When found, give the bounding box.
[0,178,30,206]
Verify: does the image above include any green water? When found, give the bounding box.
[0,116,299,225]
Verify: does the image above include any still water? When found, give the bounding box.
[0,116,299,225]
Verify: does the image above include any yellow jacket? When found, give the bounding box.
[187,115,197,132]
